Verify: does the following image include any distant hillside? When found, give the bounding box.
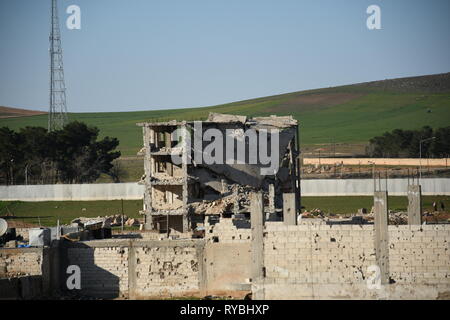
[0,73,449,156]
[0,106,46,119]
[350,73,450,93]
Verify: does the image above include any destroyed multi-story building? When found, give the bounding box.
[137,113,300,233]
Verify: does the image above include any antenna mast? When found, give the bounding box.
[49,0,68,132]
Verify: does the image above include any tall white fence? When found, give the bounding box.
[0,183,143,201]
[301,178,450,196]
[303,158,450,167]
[0,179,449,202]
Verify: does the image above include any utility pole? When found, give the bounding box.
[9,159,14,185]
[49,0,68,132]
[25,164,29,185]
[121,199,124,233]
[369,161,376,191]
[419,137,435,182]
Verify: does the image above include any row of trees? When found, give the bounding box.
[366,126,450,158]
[0,122,121,185]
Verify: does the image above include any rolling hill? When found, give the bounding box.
[1,73,449,157]
[0,106,46,119]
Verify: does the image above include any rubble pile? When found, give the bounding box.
[189,197,234,215]
[388,212,408,225]
[72,215,141,228]
[301,208,325,218]
[300,207,448,226]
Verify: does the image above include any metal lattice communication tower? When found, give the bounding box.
[48,0,68,132]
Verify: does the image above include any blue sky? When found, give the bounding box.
[0,0,449,112]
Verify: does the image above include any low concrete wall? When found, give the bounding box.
[304,158,450,167]
[1,178,449,201]
[3,219,449,300]
[301,178,450,196]
[253,223,450,300]
[59,239,204,299]
[0,248,52,299]
[0,183,143,201]
[0,248,44,277]
[204,218,252,294]
[204,243,251,294]
[0,237,251,300]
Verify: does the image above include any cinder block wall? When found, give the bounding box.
[134,244,201,298]
[205,218,251,243]
[388,225,450,284]
[0,248,44,277]
[61,240,204,299]
[65,245,129,298]
[0,248,51,299]
[258,223,450,300]
[1,238,251,299]
[264,223,376,284]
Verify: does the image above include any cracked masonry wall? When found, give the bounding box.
[257,223,450,299]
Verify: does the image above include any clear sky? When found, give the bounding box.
[0,0,449,113]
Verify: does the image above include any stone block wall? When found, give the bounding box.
[134,243,201,298]
[264,223,376,285]
[0,248,51,299]
[205,218,251,243]
[256,223,450,299]
[65,244,129,298]
[388,225,450,284]
[3,223,449,300]
[61,239,204,299]
[1,238,251,299]
[0,248,43,278]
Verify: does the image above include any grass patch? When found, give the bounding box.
[1,196,449,227]
[0,200,142,227]
[301,196,450,214]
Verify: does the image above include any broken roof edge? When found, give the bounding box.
[136,113,298,128]
[136,120,188,127]
[250,115,298,128]
[207,112,247,124]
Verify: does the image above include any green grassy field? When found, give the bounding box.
[301,196,450,215]
[1,196,448,227]
[0,200,142,226]
[1,74,449,156]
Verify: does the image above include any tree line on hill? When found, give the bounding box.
[0,121,121,185]
[366,126,450,158]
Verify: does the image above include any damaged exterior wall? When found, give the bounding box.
[64,245,130,298]
[134,245,200,297]
[205,216,251,243]
[0,249,44,278]
[1,222,449,299]
[137,113,300,233]
[0,239,250,299]
[59,239,251,299]
[60,240,203,299]
[254,223,450,300]
[0,248,53,299]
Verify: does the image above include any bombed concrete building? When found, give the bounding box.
[137,113,300,233]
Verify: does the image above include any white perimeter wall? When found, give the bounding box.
[0,183,144,201]
[0,178,449,202]
[303,158,450,167]
[301,178,450,196]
